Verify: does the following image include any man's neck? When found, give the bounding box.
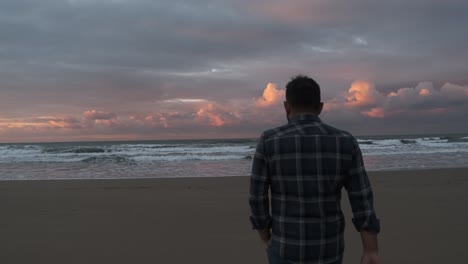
[288,112,319,120]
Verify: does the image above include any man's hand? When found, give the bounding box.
[258,229,271,244]
[361,251,379,264]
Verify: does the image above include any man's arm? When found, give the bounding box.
[360,230,379,264]
[249,134,271,243]
[344,138,380,263]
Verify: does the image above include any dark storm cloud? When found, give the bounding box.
[1,0,301,69]
[2,0,468,84]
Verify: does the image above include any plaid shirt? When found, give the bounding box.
[249,114,380,264]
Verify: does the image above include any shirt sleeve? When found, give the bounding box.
[344,138,380,234]
[249,134,271,231]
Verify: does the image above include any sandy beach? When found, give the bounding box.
[1,168,467,264]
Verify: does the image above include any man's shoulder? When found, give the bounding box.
[320,122,355,139]
[260,123,294,140]
[261,122,357,140]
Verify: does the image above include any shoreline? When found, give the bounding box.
[1,132,466,145]
[1,166,468,182]
[1,168,467,263]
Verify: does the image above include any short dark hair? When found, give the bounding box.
[285,75,321,110]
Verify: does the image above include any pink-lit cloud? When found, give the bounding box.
[0,116,83,130]
[196,104,226,127]
[83,110,117,120]
[361,107,385,118]
[1,80,468,142]
[345,81,382,108]
[255,82,285,108]
[419,88,431,96]
[130,113,166,128]
[327,81,468,119]
[46,117,83,129]
[82,109,120,128]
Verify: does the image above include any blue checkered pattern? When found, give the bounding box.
[249,114,380,264]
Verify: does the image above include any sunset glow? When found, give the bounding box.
[0,1,467,142]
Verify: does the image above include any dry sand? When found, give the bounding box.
[1,168,467,264]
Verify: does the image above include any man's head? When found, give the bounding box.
[284,75,323,119]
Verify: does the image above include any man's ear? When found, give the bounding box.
[284,101,291,114]
[317,102,324,114]
[284,101,292,120]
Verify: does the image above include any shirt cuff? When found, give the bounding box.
[352,215,381,234]
[250,216,272,231]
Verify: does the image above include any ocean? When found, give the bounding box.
[1,134,467,180]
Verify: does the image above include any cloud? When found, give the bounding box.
[45,117,83,129]
[126,101,243,129]
[361,107,385,118]
[2,78,468,142]
[0,0,467,140]
[196,104,226,127]
[141,113,169,128]
[134,83,283,130]
[83,110,117,120]
[163,98,207,103]
[346,81,382,108]
[0,116,83,131]
[440,82,468,101]
[353,37,368,46]
[1,0,467,128]
[255,83,285,107]
[81,109,122,128]
[419,88,431,96]
[251,0,323,24]
[328,81,468,119]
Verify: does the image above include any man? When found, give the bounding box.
[249,75,380,264]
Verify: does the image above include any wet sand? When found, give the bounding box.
[1,168,467,264]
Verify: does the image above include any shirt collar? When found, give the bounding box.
[289,113,321,123]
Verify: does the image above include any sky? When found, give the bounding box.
[1,0,468,143]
